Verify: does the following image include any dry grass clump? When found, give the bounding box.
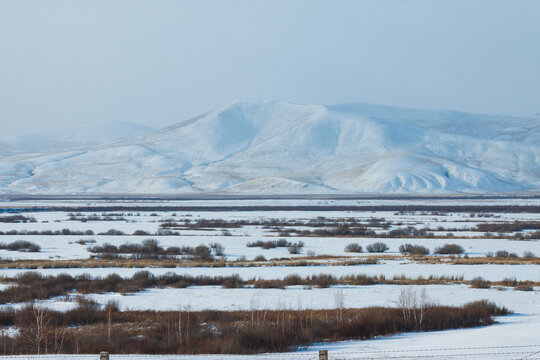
[470,277,491,289]
[74,239,96,245]
[515,283,534,291]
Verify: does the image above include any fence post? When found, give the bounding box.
[100,351,109,360]
[319,349,328,360]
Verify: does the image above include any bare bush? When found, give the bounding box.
[287,242,305,254]
[434,243,465,254]
[0,240,41,252]
[366,242,389,253]
[399,244,429,255]
[344,243,363,253]
[209,243,225,256]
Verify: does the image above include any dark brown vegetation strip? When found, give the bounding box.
[0,215,36,223]
[0,299,509,355]
[0,255,379,270]
[0,272,535,304]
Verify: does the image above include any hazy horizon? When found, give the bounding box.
[1,0,539,137]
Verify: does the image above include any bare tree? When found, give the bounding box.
[418,288,429,331]
[398,287,430,330]
[334,289,345,322]
[398,287,416,328]
[21,303,50,355]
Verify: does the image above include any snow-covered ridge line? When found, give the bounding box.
[1,100,538,195]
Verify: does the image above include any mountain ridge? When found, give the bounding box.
[0,100,538,195]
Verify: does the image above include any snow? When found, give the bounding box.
[3,285,540,359]
[12,284,535,312]
[1,202,539,359]
[3,261,540,282]
[1,100,539,194]
[1,204,539,261]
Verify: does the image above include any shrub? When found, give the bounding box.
[399,244,429,255]
[98,229,125,235]
[0,240,41,252]
[75,239,96,245]
[192,245,214,262]
[344,243,363,253]
[209,243,225,256]
[311,274,335,288]
[247,239,290,249]
[287,242,304,254]
[495,250,510,258]
[470,277,490,289]
[283,274,303,286]
[501,277,518,286]
[523,251,535,259]
[434,243,465,254]
[254,255,266,261]
[366,242,389,253]
[222,274,244,289]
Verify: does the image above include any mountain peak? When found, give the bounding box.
[0,101,538,195]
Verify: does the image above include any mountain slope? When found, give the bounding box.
[0,100,538,194]
[0,121,154,157]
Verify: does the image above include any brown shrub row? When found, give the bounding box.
[0,299,509,355]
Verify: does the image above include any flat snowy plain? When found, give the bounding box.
[1,197,539,359]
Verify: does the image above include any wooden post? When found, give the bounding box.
[100,351,109,360]
[319,349,328,360]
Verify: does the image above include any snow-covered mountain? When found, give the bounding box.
[0,100,538,194]
[0,121,154,157]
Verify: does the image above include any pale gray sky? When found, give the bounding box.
[1,0,539,137]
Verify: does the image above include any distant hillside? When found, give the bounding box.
[0,121,154,156]
[0,100,538,194]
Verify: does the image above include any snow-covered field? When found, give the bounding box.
[2,262,540,282]
[6,284,535,312]
[1,205,539,261]
[0,199,539,359]
[3,284,540,360]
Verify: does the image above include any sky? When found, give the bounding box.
[0,0,539,137]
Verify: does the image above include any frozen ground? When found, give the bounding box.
[4,284,535,312]
[2,234,539,261]
[0,199,539,359]
[3,196,540,208]
[2,261,540,281]
[1,207,539,261]
[2,284,540,359]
